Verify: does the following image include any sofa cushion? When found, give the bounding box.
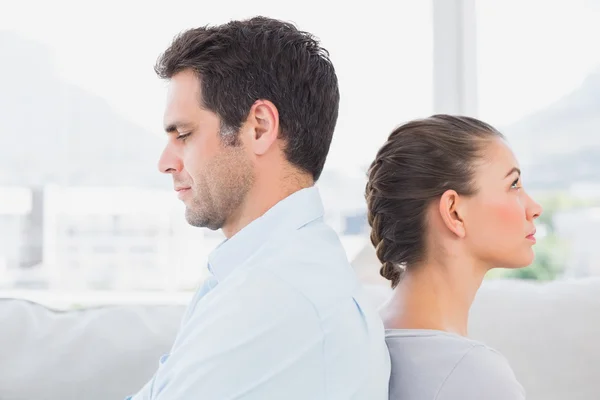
[469,278,600,400]
[0,299,184,400]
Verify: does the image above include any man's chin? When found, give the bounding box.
[184,208,204,228]
[184,208,222,230]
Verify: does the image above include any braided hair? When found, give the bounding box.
[365,115,504,288]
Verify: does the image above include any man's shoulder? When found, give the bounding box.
[253,219,354,277]
[199,220,372,327]
[250,222,359,302]
[200,222,363,323]
[219,254,350,316]
[186,266,323,337]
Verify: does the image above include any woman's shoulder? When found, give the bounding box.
[435,343,525,399]
[385,328,485,356]
[385,330,525,400]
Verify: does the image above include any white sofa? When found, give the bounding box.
[1,278,599,400]
[0,300,184,400]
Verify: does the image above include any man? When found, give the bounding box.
[127,16,390,400]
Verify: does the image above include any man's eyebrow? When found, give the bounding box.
[164,121,194,134]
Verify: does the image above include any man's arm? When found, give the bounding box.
[152,269,325,400]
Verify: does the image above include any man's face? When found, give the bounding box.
[158,69,254,230]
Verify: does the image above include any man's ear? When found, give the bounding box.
[244,99,280,156]
[438,190,466,238]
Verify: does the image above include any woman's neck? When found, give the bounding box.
[381,259,486,337]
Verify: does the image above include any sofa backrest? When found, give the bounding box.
[1,278,599,400]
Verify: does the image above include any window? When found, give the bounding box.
[0,1,433,304]
[477,0,600,280]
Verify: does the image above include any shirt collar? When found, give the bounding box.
[207,186,324,282]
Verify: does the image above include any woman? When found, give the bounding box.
[366,115,541,399]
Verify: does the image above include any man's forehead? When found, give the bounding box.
[167,74,201,103]
[163,74,204,129]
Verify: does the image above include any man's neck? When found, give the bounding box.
[221,172,313,238]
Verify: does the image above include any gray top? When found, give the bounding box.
[386,329,526,400]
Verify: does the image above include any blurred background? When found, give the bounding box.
[1,0,600,307]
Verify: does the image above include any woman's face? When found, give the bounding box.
[461,138,543,269]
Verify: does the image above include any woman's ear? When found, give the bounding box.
[438,190,466,238]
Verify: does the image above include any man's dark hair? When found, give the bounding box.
[155,16,340,181]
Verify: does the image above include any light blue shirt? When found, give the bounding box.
[127,186,391,400]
